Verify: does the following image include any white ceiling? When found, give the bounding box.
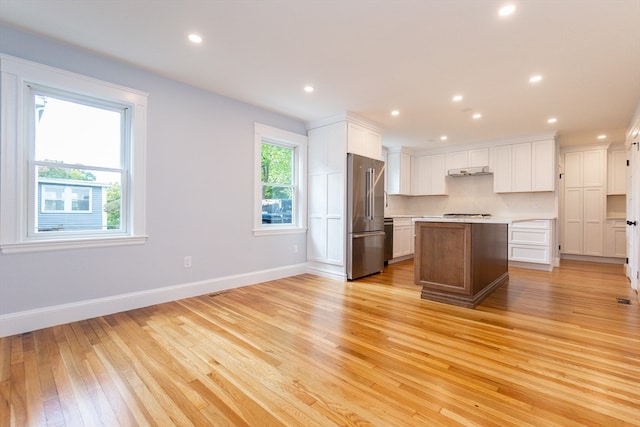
[1,0,639,149]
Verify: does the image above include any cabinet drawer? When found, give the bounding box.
[509,228,550,245]
[510,219,550,229]
[509,244,550,264]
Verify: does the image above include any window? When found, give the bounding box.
[254,123,307,235]
[0,55,148,253]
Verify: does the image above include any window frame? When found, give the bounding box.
[253,123,307,236]
[0,54,148,254]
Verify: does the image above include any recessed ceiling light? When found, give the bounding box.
[391,110,400,116]
[304,85,314,93]
[440,135,448,141]
[188,34,203,44]
[529,75,543,84]
[547,117,557,124]
[452,95,463,102]
[597,134,607,140]
[472,113,482,119]
[498,4,516,17]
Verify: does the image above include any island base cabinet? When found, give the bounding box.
[414,222,509,308]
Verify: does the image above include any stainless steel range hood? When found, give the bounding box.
[447,166,492,177]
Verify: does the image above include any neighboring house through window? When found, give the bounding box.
[0,55,148,253]
[254,123,307,236]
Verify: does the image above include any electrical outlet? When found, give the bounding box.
[184,256,192,268]
[293,244,298,253]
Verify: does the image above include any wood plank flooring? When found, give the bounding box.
[1,260,639,426]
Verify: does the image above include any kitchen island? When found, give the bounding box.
[413,217,509,308]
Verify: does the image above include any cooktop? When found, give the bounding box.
[443,213,492,218]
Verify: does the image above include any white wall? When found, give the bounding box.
[0,25,308,335]
[385,174,556,218]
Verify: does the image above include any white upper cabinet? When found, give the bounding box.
[531,139,555,191]
[564,148,605,188]
[347,122,382,160]
[411,154,447,196]
[607,149,626,195]
[493,139,555,193]
[445,148,489,171]
[387,150,412,195]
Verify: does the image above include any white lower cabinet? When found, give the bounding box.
[508,220,554,270]
[605,219,626,258]
[392,218,414,259]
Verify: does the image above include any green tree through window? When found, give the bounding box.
[261,142,294,224]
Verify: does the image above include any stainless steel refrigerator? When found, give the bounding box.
[347,153,386,280]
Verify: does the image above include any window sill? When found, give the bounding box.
[253,227,306,237]
[0,235,148,254]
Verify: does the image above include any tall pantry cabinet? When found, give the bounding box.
[306,113,382,280]
[561,145,607,256]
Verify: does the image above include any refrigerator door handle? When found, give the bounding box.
[366,167,375,220]
[352,231,386,239]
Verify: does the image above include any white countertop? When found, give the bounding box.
[414,216,514,224]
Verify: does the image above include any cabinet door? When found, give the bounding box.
[563,188,584,254]
[532,139,555,191]
[468,148,489,167]
[583,187,604,256]
[607,150,626,195]
[445,150,468,171]
[365,129,382,160]
[512,142,532,192]
[393,222,412,257]
[430,154,447,195]
[387,152,412,195]
[411,155,431,195]
[563,151,583,188]
[583,149,605,187]
[347,122,365,157]
[605,220,627,257]
[493,145,512,193]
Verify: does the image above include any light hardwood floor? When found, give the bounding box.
[1,260,639,426]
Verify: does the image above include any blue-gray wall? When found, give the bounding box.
[0,24,308,322]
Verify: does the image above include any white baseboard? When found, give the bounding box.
[305,265,347,282]
[509,260,554,271]
[0,263,307,338]
[560,254,626,265]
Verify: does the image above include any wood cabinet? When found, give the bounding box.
[508,220,554,270]
[411,154,447,195]
[493,139,555,193]
[414,221,509,308]
[561,147,606,257]
[607,149,626,195]
[387,150,412,195]
[392,217,413,258]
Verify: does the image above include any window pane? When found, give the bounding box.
[261,187,293,224]
[261,143,292,185]
[36,165,122,232]
[34,94,122,168]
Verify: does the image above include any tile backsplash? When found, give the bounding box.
[385,174,557,218]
